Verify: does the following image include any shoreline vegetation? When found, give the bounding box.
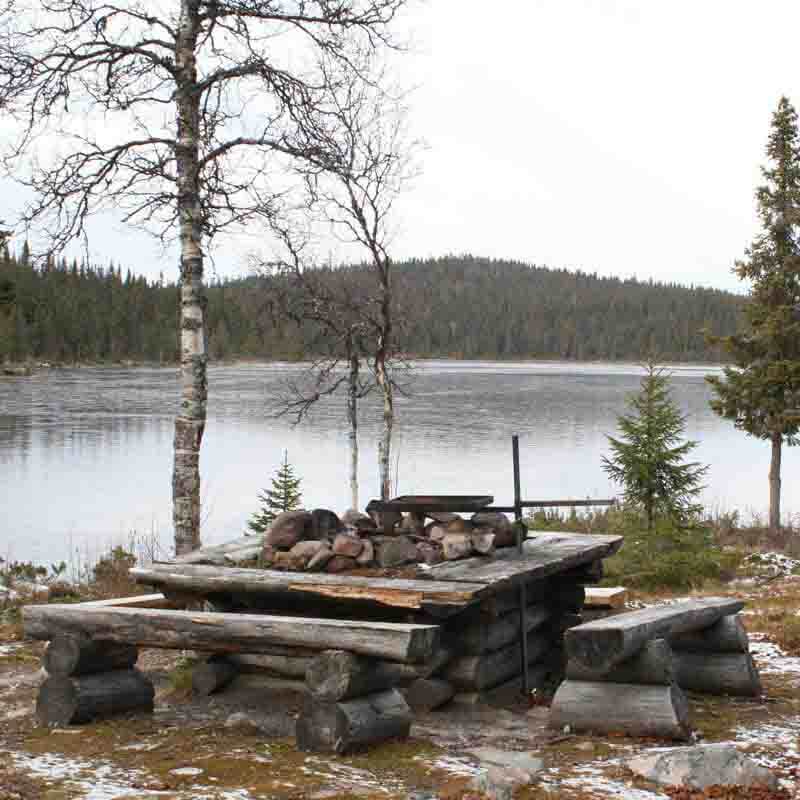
[0,253,740,367]
[3,355,730,372]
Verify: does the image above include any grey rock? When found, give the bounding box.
[426,511,460,524]
[627,744,778,790]
[445,517,472,534]
[416,542,443,565]
[332,533,364,559]
[311,508,341,539]
[472,511,516,548]
[471,531,496,555]
[341,510,377,531]
[428,525,448,542]
[468,750,542,800]
[471,511,512,532]
[265,510,313,551]
[442,533,473,561]
[356,539,375,565]
[366,501,402,534]
[289,540,326,564]
[224,711,261,734]
[307,544,334,572]
[225,711,294,737]
[373,536,418,567]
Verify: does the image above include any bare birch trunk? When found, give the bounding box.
[769,431,782,531]
[375,356,393,501]
[347,340,360,511]
[172,0,206,556]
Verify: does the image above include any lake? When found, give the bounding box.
[1,360,793,566]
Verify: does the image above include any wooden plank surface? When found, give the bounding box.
[421,533,623,589]
[565,597,745,671]
[584,587,628,609]
[131,564,489,610]
[23,604,440,664]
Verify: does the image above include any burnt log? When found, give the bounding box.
[549,680,691,740]
[673,652,762,697]
[295,688,412,754]
[564,598,745,672]
[36,668,155,727]
[669,615,749,654]
[565,639,674,685]
[43,635,138,677]
[192,657,239,696]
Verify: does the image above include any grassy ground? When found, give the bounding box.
[3,526,800,799]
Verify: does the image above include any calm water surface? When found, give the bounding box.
[1,361,793,564]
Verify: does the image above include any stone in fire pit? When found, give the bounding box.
[257,504,517,575]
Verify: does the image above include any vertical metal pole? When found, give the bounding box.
[513,435,529,695]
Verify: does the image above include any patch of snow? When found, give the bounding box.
[750,633,800,676]
[540,760,668,799]
[169,766,204,777]
[743,551,800,578]
[11,750,254,800]
[424,754,483,778]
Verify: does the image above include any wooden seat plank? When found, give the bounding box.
[565,597,745,672]
[131,564,490,611]
[23,604,440,664]
[421,533,623,590]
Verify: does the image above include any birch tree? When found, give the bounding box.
[0,0,408,553]
[266,65,413,503]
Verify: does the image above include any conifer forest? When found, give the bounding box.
[0,249,741,365]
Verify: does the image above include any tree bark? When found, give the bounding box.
[36,669,155,727]
[24,604,440,664]
[172,0,206,556]
[565,638,674,685]
[374,259,393,501]
[770,431,782,531]
[296,688,412,754]
[347,340,360,511]
[673,652,762,696]
[192,656,239,696]
[43,635,138,677]
[548,680,691,740]
[564,597,745,672]
[669,615,749,654]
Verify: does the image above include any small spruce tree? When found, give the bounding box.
[603,361,708,531]
[707,96,800,531]
[247,451,303,535]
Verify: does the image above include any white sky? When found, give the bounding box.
[4,0,800,291]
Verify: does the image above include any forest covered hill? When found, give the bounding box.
[0,248,742,364]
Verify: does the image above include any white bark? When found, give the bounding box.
[172,0,206,556]
[348,344,360,511]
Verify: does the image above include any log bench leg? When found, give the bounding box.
[548,680,692,741]
[296,688,412,754]
[36,669,155,727]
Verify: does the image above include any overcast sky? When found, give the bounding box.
[4,0,800,291]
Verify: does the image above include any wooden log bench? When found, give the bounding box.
[23,603,440,741]
[549,597,761,741]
